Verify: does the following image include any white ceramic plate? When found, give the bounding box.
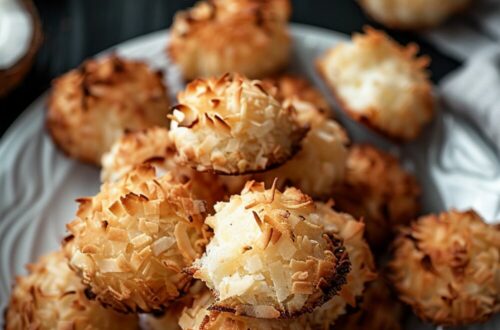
[1,24,499,329]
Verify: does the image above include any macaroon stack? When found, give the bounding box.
[5,0,500,329]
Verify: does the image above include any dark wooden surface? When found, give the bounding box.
[0,0,460,137]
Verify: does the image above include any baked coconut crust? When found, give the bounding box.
[389,210,500,326]
[47,55,170,165]
[169,74,307,175]
[316,27,434,141]
[64,164,210,313]
[189,181,351,319]
[332,144,421,250]
[4,251,139,330]
[168,0,291,80]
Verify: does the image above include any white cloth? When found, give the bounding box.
[439,46,500,153]
[420,0,500,153]
[424,0,500,61]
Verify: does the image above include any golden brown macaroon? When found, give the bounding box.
[358,0,472,30]
[169,74,307,175]
[4,251,139,330]
[317,27,434,141]
[189,181,351,319]
[168,0,291,80]
[215,74,342,197]
[64,164,210,314]
[47,55,170,165]
[100,126,227,210]
[334,278,406,330]
[331,144,421,249]
[388,210,500,326]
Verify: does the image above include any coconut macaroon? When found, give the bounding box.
[317,27,434,141]
[221,74,344,197]
[297,202,377,328]
[335,278,406,330]
[47,55,170,165]
[168,0,291,80]
[169,74,306,175]
[5,251,139,330]
[389,210,500,326]
[358,0,472,30]
[64,164,209,314]
[332,144,420,249]
[100,126,227,210]
[189,181,351,319]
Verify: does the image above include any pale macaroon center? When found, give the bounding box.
[326,43,417,114]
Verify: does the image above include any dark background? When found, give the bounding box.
[0,0,460,137]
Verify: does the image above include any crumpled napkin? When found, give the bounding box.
[439,45,500,154]
[421,0,500,154]
[424,0,500,61]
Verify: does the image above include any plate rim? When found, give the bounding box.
[1,22,499,330]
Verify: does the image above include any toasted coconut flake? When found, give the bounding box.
[388,210,500,326]
[358,0,472,30]
[168,0,291,80]
[64,164,209,313]
[152,236,176,256]
[47,55,170,165]
[169,74,307,175]
[331,144,421,250]
[191,182,350,318]
[317,27,434,141]
[4,251,139,330]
